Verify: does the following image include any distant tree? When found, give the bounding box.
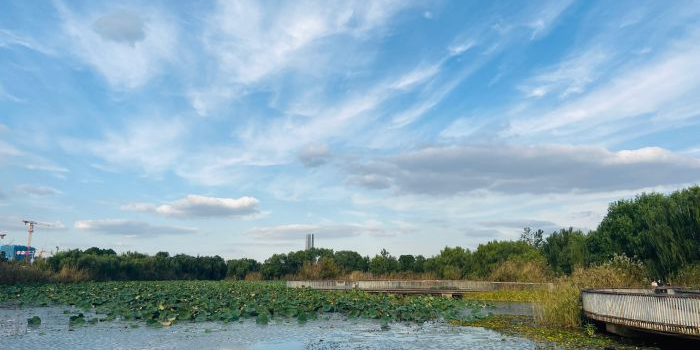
[398,255,416,272]
[369,249,399,275]
[520,227,544,249]
[333,250,367,273]
[317,256,340,279]
[261,253,289,280]
[414,255,426,273]
[471,240,541,277]
[84,247,117,256]
[424,246,472,279]
[227,258,260,280]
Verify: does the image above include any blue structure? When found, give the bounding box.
[0,245,35,262]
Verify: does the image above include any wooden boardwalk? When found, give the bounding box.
[286,280,553,296]
[582,288,700,339]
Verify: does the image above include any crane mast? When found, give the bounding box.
[22,220,52,263]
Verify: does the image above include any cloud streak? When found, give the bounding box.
[74,219,197,236]
[123,195,260,218]
[349,145,700,195]
[16,184,62,196]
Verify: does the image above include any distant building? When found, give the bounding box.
[0,245,36,262]
[305,233,315,250]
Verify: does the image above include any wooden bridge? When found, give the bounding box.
[286,280,553,297]
[582,288,700,339]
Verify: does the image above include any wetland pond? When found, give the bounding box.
[1,305,535,350]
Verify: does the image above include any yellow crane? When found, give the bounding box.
[22,220,53,263]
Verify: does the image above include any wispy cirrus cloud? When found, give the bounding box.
[190,0,416,116]
[518,48,610,99]
[63,117,186,176]
[122,195,260,219]
[16,184,62,196]
[507,42,700,139]
[0,140,69,176]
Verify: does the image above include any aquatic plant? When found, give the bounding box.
[0,281,487,326]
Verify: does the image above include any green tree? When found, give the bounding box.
[369,249,399,275]
[398,255,416,272]
[333,250,367,273]
[227,258,260,280]
[471,240,541,277]
[541,228,587,274]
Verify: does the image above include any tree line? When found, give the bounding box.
[7,186,700,283]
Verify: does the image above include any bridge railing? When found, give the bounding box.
[286,280,553,291]
[582,288,700,336]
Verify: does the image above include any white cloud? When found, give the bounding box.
[122,195,260,218]
[348,144,700,195]
[447,41,474,56]
[57,4,177,89]
[74,219,197,236]
[16,184,62,196]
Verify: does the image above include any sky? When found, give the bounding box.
[1,0,700,261]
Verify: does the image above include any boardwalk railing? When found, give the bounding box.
[582,288,700,338]
[286,280,553,293]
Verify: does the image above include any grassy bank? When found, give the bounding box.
[455,315,654,350]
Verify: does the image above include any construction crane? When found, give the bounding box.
[22,220,53,263]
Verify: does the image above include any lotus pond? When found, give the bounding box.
[0,281,663,349]
[0,281,489,326]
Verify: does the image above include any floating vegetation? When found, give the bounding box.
[27,315,41,326]
[0,281,488,327]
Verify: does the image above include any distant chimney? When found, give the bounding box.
[305,233,315,250]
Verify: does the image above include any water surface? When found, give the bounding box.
[1,306,535,350]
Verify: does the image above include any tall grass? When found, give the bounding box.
[669,264,700,287]
[487,259,552,283]
[0,262,53,285]
[0,261,89,285]
[535,254,648,329]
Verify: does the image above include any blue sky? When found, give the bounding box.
[1,0,700,260]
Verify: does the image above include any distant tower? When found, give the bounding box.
[305,233,315,250]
